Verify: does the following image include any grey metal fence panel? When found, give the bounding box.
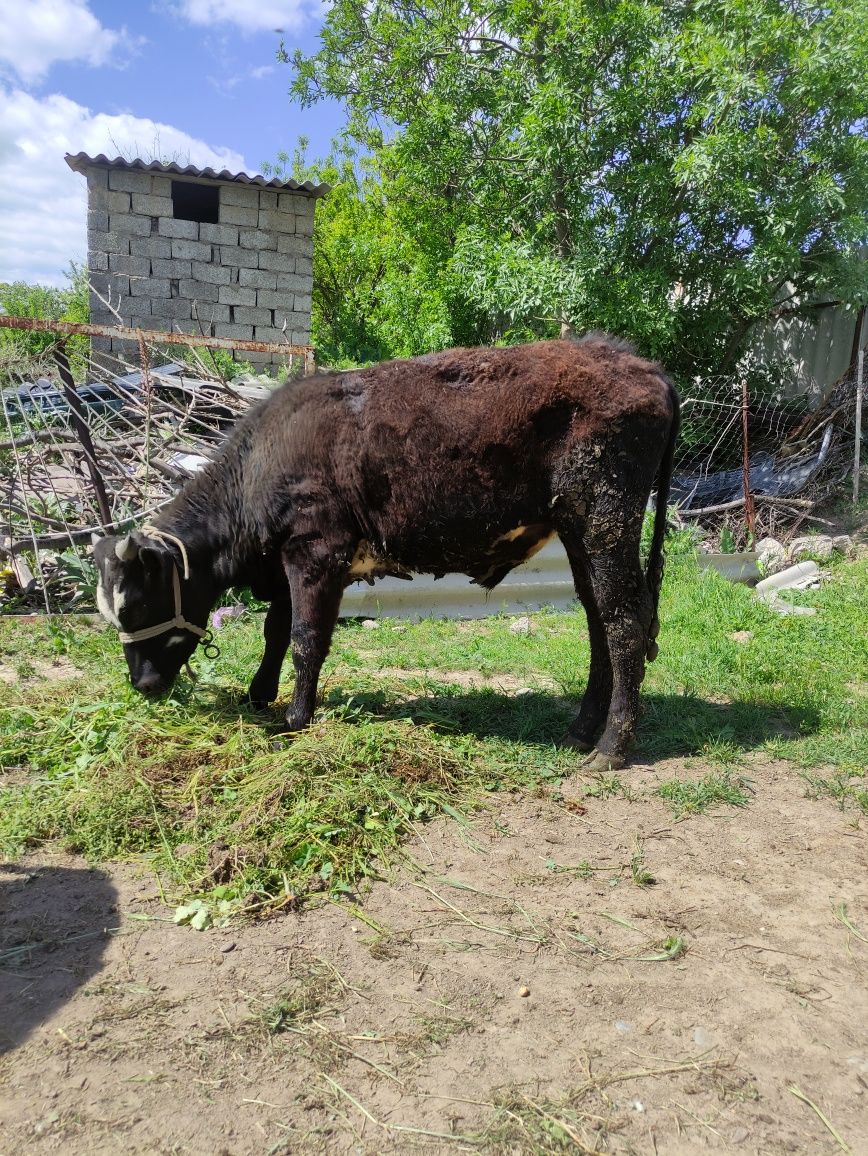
[753,303,864,398]
[338,539,577,620]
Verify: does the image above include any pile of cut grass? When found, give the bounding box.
[1,554,865,910]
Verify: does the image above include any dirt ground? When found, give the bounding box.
[1,756,866,1156]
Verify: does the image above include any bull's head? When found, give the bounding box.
[91,532,211,695]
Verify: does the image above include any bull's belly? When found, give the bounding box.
[347,522,555,590]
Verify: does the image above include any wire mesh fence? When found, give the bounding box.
[671,368,862,548]
[1,315,864,613]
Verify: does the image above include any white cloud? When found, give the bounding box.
[251,64,276,79]
[0,0,138,84]
[0,87,247,286]
[176,0,316,34]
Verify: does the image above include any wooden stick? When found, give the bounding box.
[54,343,112,527]
[679,495,817,517]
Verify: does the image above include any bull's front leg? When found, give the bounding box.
[282,563,345,732]
[247,594,293,709]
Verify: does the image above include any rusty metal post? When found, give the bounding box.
[740,378,756,543]
[304,348,317,377]
[54,341,113,528]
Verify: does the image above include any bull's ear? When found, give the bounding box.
[115,535,139,562]
[138,542,169,572]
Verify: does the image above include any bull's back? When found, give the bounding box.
[358,339,669,447]
[230,338,674,582]
[349,339,671,498]
[324,339,674,579]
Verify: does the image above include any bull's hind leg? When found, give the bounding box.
[581,540,654,771]
[282,565,345,732]
[248,594,293,709]
[558,535,612,752]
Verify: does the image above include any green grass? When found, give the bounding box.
[1,555,866,911]
[656,771,754,818]
[799,767,868,815]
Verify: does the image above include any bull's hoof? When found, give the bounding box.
[284,709,310,733]
[246,679,276,707]
[557,730,595,753]
[581,749,625,773]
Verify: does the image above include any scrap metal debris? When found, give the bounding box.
[755,561,821,615]
[1,340,272,610]
[672,368,863,544]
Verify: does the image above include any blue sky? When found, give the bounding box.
[0,0,343,286]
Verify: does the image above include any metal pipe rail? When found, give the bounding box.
[0,315,316,374]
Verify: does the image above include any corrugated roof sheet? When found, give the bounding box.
[65,152,329,197]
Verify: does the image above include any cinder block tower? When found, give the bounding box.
[66,153,327,371]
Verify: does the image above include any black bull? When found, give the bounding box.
[93,336,680,770]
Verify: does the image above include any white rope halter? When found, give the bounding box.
[116,526,206,646]
[116,564,207,645]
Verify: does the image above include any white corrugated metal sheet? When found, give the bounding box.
[64,152,329,196]
[338,539,577,619]
[755,300,865,398]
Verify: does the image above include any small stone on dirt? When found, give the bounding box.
[509,616,535,634]
[220,942,236,953]
[788,533,852,561]
[518,986,530,997]
[693,1026,715,1049]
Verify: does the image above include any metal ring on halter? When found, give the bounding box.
[202,631,221,660]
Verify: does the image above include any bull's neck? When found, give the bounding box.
[147,470,259,592]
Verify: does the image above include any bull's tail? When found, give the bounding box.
[645,377,681,661]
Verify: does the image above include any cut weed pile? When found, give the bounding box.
[1,554,866,913]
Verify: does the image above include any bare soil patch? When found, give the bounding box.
[1,756,866,1155]
[365,664,558,693]
[0,658,81,685]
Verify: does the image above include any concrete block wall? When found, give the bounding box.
[84,167,315,370]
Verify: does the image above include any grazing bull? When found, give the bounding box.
[92,336,679,770]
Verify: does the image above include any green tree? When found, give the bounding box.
[287,0,868,377]
[0,263,90,375]
[264,138,480,363]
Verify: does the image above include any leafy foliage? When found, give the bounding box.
[0,263,90,377]
[263,138,480,363]
[286,0,868,376]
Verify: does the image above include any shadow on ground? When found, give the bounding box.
[0,862,117,1054]
[318,685,815,761]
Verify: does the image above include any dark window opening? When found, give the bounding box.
[171,180,219,224]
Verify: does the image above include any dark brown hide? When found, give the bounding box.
[93,337,680,769]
